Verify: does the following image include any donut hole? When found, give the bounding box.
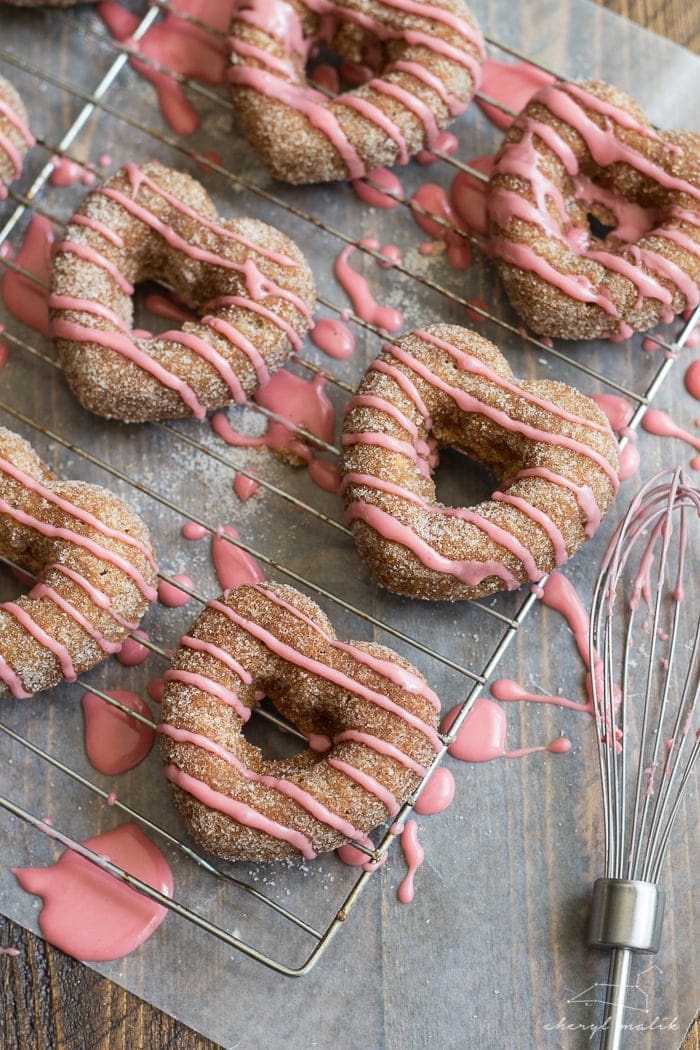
[307,37,380,94]
[586,211,616,241]
[241,696,310,761]
[130,279,198,337]
[432,446,496,509]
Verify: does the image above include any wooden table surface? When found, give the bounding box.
[0,2,698,1048]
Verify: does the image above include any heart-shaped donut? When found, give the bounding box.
[159,582,441,861]
[228,0,484,184]
[0,427,158,699]
[50,162,316,423]
[0,73,34,200]
[339,324,620,601]
[487,79,700,340]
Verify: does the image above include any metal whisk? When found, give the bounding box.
[586,468,700,1050]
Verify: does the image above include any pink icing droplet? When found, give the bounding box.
[116,630,150,667]
[158,574,193,607]
[465,298,489,324]
[81,690,155,775]
[307,458,341,493]
[450,155,493,236]
[310,318,356,360]
[684,358,700,401]
[233,472,260,501]
[442,697,570,763]
[618,440,640,481]
[12,823,173,962]
[413,766,455,815]
[642,408,700,460]
[181,520,209,541]
[351,167,403,209]
[147,678,165,703]
[211,525,264,591]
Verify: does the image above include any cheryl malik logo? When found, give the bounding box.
[542,964,680,1041]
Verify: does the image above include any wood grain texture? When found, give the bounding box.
[0,2,697,1049]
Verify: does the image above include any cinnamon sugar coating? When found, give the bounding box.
[0,74,33,199]
[0,428,158,699]
[339,324,620,601]
[159,582,441,862]
[487,79,700,341]
[50,162,316,423]
[228,0,484,184]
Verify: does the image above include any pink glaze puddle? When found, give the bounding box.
[335,843,386,873]
[158,574,194,607]
[195,150,223,176]
[397,819,424,904]
[475,59,556,130]
[592,393,635,432]
[0,338,8,370]
[334,241,403,333]
[410,184,471,269]
[351,168,403,209]
[82,689,156,775]
[12,823,173,962]
[98,0,230,135]
[211,525,264,591]
[116,630,150,667]
[0,215,55,337]
[310,317,356,360]
[450,155,493,236]
[442,697,571,762]
[213,370,338,490]
[413,766,455,815]
[642,408,700,469]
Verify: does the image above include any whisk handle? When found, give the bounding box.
[588,879,666,1050]
[598,948,633,1050]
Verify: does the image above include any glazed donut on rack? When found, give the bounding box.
[0,73,34,200]
[159,582,441,862]
[486,79,700,340]
[0,427,158,699]
[50,162,316,423]
[339,324,620,602]
[228,0,484,184]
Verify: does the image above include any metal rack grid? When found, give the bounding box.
[0,0,696,984]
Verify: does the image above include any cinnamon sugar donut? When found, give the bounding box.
[339,324,619,601]
[486,79,700,341]
[0,427,158,698]
[0,74,34,200]
[159,582,441,862]
[228,0,484,184]
[50,162,316,423]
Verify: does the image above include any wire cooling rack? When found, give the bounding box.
[0,0,697,987]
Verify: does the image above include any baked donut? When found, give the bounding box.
[228,0,484,184]
[159,582,441,862]
[486,79,700,341]
[0,73,34,200]
[50,162,316,423]
[0,427,158,698]
[339,324,619,601]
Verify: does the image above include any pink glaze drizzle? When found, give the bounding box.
[0,216,55,338]
[442,697,571,762]
[334,242,403,332]
[397,819,424,903]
